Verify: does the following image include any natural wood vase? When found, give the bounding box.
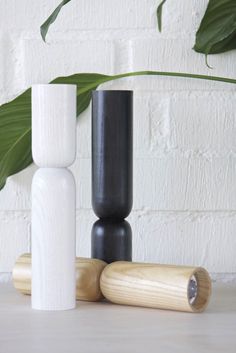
[100,261,212,312]
[13,254,107,302]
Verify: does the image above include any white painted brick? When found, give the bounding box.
[0,211,30,272]
[70,158,91,210]
[0,164,35,211]
[0,1,47,30]
[76,113,91,158]
[22,39,115,87]
[0,0,207,35]
[42,0,156,33]
[168,92,236,157]
[75,210,96,257]
[147,91,236,157]
[133,93,151,157]
[128,38,236,91]
[134,156,236,211]
[0,34,7,102]
[160,0,208,39]
[129,211,236,273]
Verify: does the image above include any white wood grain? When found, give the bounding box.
[31,168,76,310]
[32,84,76,167]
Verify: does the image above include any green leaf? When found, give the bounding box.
[40,0,72,42]
[194,0,236,54]
[157,0,167,32]
[1,70,236,190]
[0,73,110,189]
[0,89,32,189]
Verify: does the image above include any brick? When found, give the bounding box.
[0,211,30,272]
[0,34,9,103]
[0,0,47,30]
[148,91,236,157]
[128,38,236,91]
[70,158,91,210]
[22,39,115,87]
[43,0,155,32]
[0,0,206,34]
[160,0,208,39]
[75,210,96,257]
[0,164,35,211]
[128,211,236,273]
[168,92,236,157]
[133,156,236,210]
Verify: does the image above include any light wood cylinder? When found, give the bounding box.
[31,168,76,310]
[100,261,212,312]
[13,254,107,302]
[32,84,76,167]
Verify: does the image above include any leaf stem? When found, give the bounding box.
[78,70,236,94]
[111,71,236,85]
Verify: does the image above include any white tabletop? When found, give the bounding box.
[0,283,236,353]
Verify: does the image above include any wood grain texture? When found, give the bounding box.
[101,261,212,312]
[32,84,76,167]
[31,168,76,310]
[13,254,106,301]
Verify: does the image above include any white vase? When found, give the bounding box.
[31,84,77,310]
[32,84,76,167]
[31,168,76,310]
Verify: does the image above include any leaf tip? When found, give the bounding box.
[156,0,167,32]
[40,25,47,43]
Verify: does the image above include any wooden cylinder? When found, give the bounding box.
[13,254,107,302]
[100,262,212,313]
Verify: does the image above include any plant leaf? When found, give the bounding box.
[40,0,72,42]
[0,89,32,189]
[157,0,167,32]
[1,70,236,190]
[0,73,110,189]
[194,0,236,54]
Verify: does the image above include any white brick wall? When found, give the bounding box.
[0,0,236,282]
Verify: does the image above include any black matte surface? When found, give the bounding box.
[92,90,133,219]
[91,219,132,263]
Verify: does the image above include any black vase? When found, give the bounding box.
[91,90,133,263]
[92,90,133,219]
[91,219,132,263]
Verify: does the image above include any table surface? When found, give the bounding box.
[0,283,236,353]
